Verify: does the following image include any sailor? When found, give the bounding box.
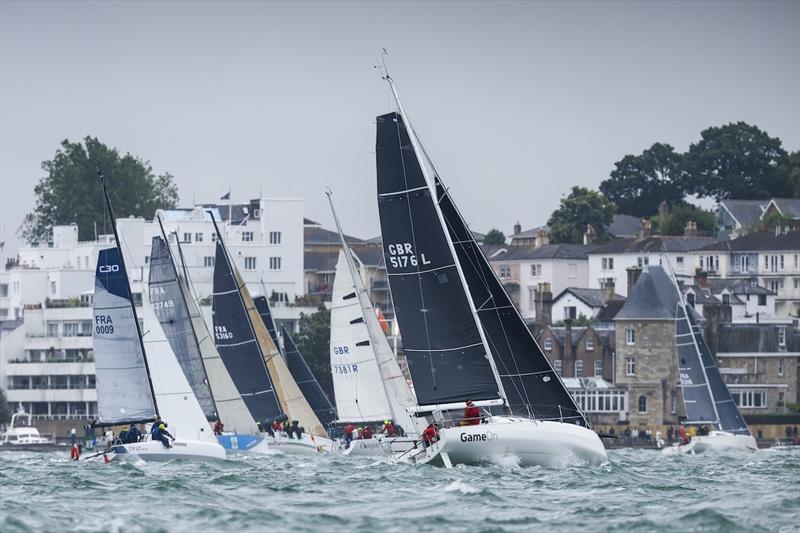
[422,423,438,447]
[460,400,481,426]
[127,425,141,443]
[361,426,374,439]
[283,420,293,439]
[382,420,397,437]
[213,419,224,436]
[678,426,689,445]
[343,423,356,448]
[290,420,302,439]
[70,443,81,461]
[271,419,282,437]
[151,417,174,448]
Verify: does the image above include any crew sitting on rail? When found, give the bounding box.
[460,399,482,426]
[124,425,142,443]
[151,417,174,448]
[290,420,303,439]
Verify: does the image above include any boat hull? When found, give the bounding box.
[216,433,263,451]
[342,436,417,457]
[662,431,758,455]
[250,433,334,455]
[109,439,226,462]
[400,418,607,468]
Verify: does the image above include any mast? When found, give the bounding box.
[98,170,159,416]
[172,230,191,286]
[381,75,509,406]
[155,214,219,418]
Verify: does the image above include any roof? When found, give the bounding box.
[350,245,385,268]
[554,287,624,308]
[717,323,800,353]
[589,236,716,254]
[304,251,338,273]
[698,231,800,252]
[546,326,615,348]
[615,265,681,320]
[683,285,720,305]
[510,224,549,240]
[606,214,641,238]
[304,218,321,226]
[719,199,768,229]
[199,201,259,224]
[491,244,594,261]
[705,278,776,296]
[595,300,626,322]
[304,226,363,246]
[769,198,800,218]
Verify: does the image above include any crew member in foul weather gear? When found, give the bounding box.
[126,425,141,443]
[290,420,302,439]
[382,420,397,437]
[361,426,374,439]
[214,420,224,435]
[151,417,174,448]
[422,424,438,447]
[344,423,356,448]
[460,399,481,426]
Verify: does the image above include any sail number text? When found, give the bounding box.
[333,364,358,374]
[94,315,114,335]
[387,242,431,269]
[332,346,350,355]
[215,325,234,340]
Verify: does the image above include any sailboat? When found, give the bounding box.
[148,219,263,452]
[373,75,607,467]
[326,192,425,457]
[92,174,225,462]
[659,267,758,454]
[210,215,334,454]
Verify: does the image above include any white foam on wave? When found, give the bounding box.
[443,479,481,495]
[490,453,521,469]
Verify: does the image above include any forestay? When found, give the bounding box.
[376,111,500,405]
[93,247,157,426]
[281,326,337,427]
[435,176,587,424]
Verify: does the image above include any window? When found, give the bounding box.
[601,257,614,271]
[778,328,786,348]
[778,358,785,376]
[625,327,636,345]
[530,264,542,277]
[686,293,696,308]
[732,389,767,409]
[544,338,552,351]
[528,287,535,312]
[269,257,282,271]
[211,233,217,242]
[574,360,584,377]
[625,357,635,376]
[80,321,92,336]
[195,232,203,242]
[0,283,8,297]
[50,281,57,295]
[63,322,79,337]
[758,294,767,306]
[780,255,784,271]
[241,231,254,242]
[676,256,684,268]
[500,265,511,278]
[565,306,576,320]
[637,256,649,268]
[722,293,730,304]
[670,391,676,414]
[569,389,626,413]
[594,359,603,377]
[698,255,704,270]
[183,232,192,243]
[204,256,215,267]
[144,256,149,265]
[770,280,781,293]
[794,279,800,289]
[778,392,786,412]
[586,337,594,351]
[638,395,647,413]
[244,257,257,271]
[553,359,562,376]
[269,231,282,245]
[46,321,59,337]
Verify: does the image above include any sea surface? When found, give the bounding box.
[1,447,798,532]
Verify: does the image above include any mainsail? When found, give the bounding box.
[149,236,217,419]
[281,326,337,427]
[675,305,717,426]
[253,296,280,349]
[435,176,586,424]
[93,247,158,426]
[376,111,501,406]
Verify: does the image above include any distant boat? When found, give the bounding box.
[92,174,225,462]
[373,76,607,468]
[210,214,334,454]
[0,408,57,451]
[148,222,263,452]
[326,192,424,457]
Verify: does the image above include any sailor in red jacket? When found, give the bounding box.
[461,399,481,426]
[343,423,356,448]
[361,426,374,439]
[422,423,438,447]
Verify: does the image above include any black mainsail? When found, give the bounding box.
[280,326,337,427]
[149,236,217,420]
[435,177,586,424]
[212,240,282,423]
[376,111,501,406]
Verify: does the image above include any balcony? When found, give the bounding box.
[370,280,390,291]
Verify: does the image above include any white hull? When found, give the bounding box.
[108,439,226,462]
[250,433,334,455]
[342,436,417,457]
[395,417,607,468]
[662,431,758,455]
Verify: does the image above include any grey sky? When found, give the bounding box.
[1,0,798,255]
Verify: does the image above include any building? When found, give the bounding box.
[551,285,624,324]
[715,198,800,240]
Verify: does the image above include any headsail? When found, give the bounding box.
[253,296,280,350]
[149,236,217,419]
[93,247,158,426]
[281,326,337,427]
[435,176,587,424]
[376,111,501,406]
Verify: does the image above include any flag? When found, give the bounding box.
[220,190,230,200]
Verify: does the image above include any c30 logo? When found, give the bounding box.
[460,431,498,443]
[99,264,120,273]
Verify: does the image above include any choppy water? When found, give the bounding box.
[1,448,798,532]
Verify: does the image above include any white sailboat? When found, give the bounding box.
[92,173,225,462]
[373,71,607,468]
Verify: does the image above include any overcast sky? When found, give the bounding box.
[1,0,798,255]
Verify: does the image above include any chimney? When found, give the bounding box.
[702,302,731,357]
[658,201,669,230]
[535,282,553,328]
[583,224,597,245]
[684,220,698,236]
[513,221,522,236]
[563,318,574,377]
[535,229,550,248]
[694,268,708,288]
[626,266,642,295]
[603,277,616,302]
[638,218,652,240]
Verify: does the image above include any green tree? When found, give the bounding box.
[759,211,799,233]
[654,204,715,236]
[547,187,615,244]
[483,228,506,245]
[782,150,800,198]
[600,143,687,218]
[0,389,10,425]
[23,137,179,242]
[684,122,792,200]
[293,307,333,399]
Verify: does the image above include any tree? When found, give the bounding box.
[654,204,715,236]
[783,150,800,198]
[23,137,179,242]
[599,143,687,218]
[684,122,793,200]
[293,307,333,399]
[547,187,615,244]
[0,389,10,425]
[483,228,506,245]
